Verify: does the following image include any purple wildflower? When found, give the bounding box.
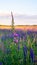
[0,62,2,65]
[23,45,27,57]
[14,33,18,37]
[30,48,34,62]
[14,37,18,43]
[23,45,28,64]
[1,36,6,41]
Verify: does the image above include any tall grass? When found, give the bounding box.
[0,30,37,65]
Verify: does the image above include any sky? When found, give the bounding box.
[0,0,37,25]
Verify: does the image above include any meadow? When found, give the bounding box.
[0,29,37,65]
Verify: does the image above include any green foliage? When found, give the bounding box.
[0,35,37,65]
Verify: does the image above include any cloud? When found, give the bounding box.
[14,14,37,25]
[0,14,37,25]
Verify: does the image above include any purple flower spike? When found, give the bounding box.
[14,38,18,43]
[30,48,34,62]
[23,45,27,57]
[14,33,18,37]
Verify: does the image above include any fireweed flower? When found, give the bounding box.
[15,39,18,43]
[14,33,18,36]
[14,38,18,43]
[13,33,19,43]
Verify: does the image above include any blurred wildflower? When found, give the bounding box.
[23,45,28,64]
[0,62,2,65]
[14,38,18,43]
[1,36,6,41]
[13,33,19,43]
[30,48,34,62]
[23,45,27,56]
[14,33,18,37]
